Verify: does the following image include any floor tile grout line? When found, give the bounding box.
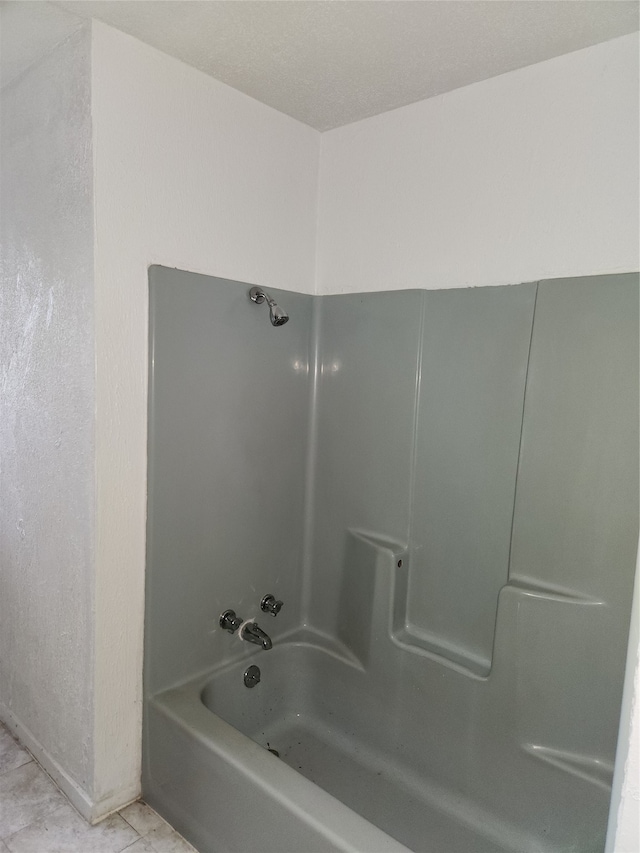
[117,829,146,853]
[0,728,35,778]
[2,803,144,853]
[0,802,70,846]
[0,757,34,778]
[0,747,77,841]
[0,723,194,852]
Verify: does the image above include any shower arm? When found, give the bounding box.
[249,287,269,305]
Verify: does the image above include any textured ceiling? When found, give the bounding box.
[5,1,640,129]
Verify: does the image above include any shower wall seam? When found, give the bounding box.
[505,281,540,585]
[299,296,322,626]
[404,289,427,591]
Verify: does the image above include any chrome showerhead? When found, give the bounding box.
[249,287,289,326]
[268,300,289,326]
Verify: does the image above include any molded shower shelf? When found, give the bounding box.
[506,577,605,605]
[336,528,408,668]
[391,624,492,677]
[391,577,605,679]
[391,556,493,677]
[338,525,606,680]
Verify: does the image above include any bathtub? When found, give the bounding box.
[143,631,542,853]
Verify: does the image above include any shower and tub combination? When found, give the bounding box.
[143,267,638,853]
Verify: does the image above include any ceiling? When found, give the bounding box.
[4,1,639,130]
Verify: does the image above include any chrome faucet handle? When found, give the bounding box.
[220,609,243,633]
[260,594,283,617]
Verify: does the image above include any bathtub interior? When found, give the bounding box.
[194,636,534,853]
[144,267,639,853]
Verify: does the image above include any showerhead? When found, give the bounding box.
[249,287,289,326]
[268,300,289,326]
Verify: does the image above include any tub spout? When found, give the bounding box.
[240,620,272,650]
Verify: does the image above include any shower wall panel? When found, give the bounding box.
[301,274,638,849]
[305,278,637,682]
[146,268,638,853]
[308,291,423,638]
[464,273,639,846]
[146,267,313,694]
[404,284,536,674]
[507,274,639,763]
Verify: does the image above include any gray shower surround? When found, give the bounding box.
[144,267,638,853]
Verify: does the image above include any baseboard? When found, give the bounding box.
[89,786,141,825]
[0,702,138,824]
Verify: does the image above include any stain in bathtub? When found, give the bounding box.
[266,742,280,758]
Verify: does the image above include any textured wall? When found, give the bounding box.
[316,33,639,294]
[0,1,83,89]
[0,25,95,800]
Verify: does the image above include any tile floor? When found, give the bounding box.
[0,722,197,853]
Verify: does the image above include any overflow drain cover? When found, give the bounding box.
[244,665,261,688]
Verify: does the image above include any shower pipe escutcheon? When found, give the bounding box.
[261,594,283,616]
[249,286,289,326]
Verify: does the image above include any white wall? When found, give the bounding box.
[317,33,639,293]
[90,20,320,811]
[0,24,96,810]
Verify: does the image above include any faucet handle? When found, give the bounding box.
[220,609,243,633]
[260,594,283,617]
